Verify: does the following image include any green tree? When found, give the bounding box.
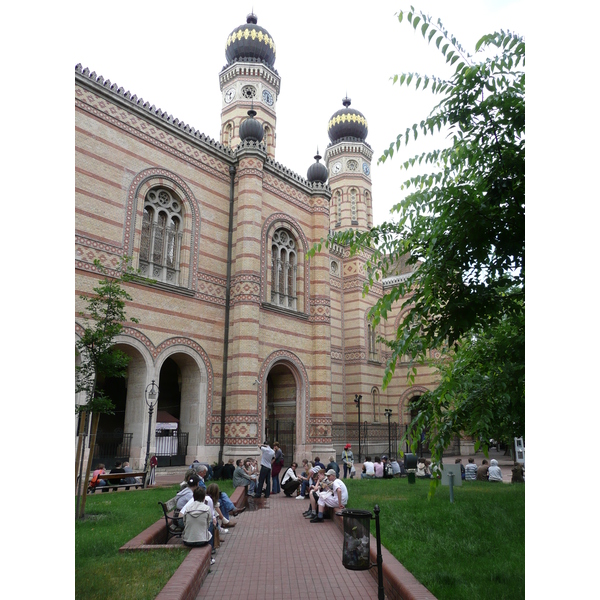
[75,257,140,519]
[312,7,525,485]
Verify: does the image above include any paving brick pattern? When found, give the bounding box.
[196,493,380,599]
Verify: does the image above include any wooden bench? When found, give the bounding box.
[87,471,147,493]
[158,497,184,544]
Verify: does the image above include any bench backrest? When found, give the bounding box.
[163,497,178,513]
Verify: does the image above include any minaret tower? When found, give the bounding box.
[324,97,373,231]
[219,13,280,159]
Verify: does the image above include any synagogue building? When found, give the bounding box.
[75,13,441,469]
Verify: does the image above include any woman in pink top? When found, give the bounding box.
[373,456,384,478]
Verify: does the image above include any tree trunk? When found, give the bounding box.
[75,410,88,520]
[78,412,100,520]
[75,410,87,487]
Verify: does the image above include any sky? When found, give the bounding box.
[72,0,527,227]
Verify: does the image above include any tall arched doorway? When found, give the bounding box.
[154,348,207,467]
[266,364,296,467]
[92,343,148,470]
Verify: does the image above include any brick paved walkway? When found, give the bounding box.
[196,493,382,600]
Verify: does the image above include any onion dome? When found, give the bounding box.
[239,108,264,142]
[225,13,276,68]
[307,150,328,184]
[327,96,368,143]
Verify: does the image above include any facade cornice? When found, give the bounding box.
[324,139,373,163]
[75,64,235,163]
[382,272,414,288]
[219,60,281,95]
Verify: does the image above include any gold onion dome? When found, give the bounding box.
[225,13,276,68]
[327,96,368,143]
[307,150,328,184]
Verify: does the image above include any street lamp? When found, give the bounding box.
[354,394,362,463]
[384,409,393,458]
[144,380,160,472]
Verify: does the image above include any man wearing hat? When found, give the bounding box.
[310,469,348,523]
[342,443,354,479]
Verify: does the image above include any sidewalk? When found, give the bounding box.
[195,493,383,600]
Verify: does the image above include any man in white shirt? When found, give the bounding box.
[255,441,275,498]
[361,456,375,479]
[310,469,348,523]
[281,462,302,497]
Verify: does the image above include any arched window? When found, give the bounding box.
[223,122,233,147]
[350,188,358,224]
[372,387,380,422]
[264,124,272,155]
[368,322,378,360]
[365,190,372,228]
[139,187,183,285]
[335,190,342,226]
[271,228,297,310]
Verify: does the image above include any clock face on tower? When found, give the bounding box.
[224,88,236,103]
[262,89,274,106]
[332,161,342,175]
[362,162,370,176]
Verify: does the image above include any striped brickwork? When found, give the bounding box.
[75,61,438,469]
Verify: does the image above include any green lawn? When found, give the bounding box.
[345,477,525,600]
[75,481,233,600]
[75,478,524,600]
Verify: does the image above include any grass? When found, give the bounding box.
[75,480,234,600]
[345,477,525,600]
[76,478,524,600]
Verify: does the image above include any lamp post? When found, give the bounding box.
[384,409,392,458]
[144,380,160,472]
[354,394,362,463]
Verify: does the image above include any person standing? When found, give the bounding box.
[148,454,158,486]
[342,444,354,479]
[271,442,284,494]
[255,441,275,498]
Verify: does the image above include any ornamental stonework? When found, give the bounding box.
[76,87,230,182]
[263,172,311,211]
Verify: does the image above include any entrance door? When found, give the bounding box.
[266,364,297,466]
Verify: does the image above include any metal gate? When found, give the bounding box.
[155,430,189,467]
[91,432,133,470]
[267,419,295,467]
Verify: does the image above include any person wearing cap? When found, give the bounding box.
[309,469,348,523]
[254,441,275,498]
[342,444,354,479]
[381,456,394,479]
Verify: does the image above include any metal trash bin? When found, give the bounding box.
[404,453,417,484]
[341,509,372,570]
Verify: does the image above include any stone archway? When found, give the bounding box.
[155,342,210,464]
[258,350,310,461]
[265,363,297,466]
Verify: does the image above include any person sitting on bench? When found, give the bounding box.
[182,486,213,562]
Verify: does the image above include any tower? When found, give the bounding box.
[219,13,280,159]
[324,97,373,232]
